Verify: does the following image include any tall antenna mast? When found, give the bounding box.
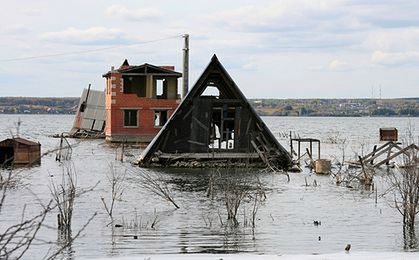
[371,85,374,99]
[379,85,382,99]
[182,34,189,99]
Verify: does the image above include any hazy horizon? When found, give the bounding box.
[1,94,418,100]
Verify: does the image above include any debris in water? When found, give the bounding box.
[345,244,351,252]
[313,220,321,226]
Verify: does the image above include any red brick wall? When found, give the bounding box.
[105,71,178,139]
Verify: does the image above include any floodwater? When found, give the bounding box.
[0,114,418,259]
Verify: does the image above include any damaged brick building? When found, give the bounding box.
[102,60,182,142]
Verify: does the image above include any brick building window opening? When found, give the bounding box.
[154,110,168,127]
[124,109,138,127]
[156,79,166,99]
[123,76,146,97]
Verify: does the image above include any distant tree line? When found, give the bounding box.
[249,98,419,117]
[0,97,79,114]
[0,97,417,116]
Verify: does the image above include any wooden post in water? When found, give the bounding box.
[370,145,377,165]
[289,131,293,158]
[309,140,313,159]
[318,141,321,159]
[297,141,301,165]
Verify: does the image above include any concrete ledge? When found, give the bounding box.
[106,134,155,143]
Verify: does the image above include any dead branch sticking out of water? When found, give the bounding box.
[387,126,419,230]
[220,174,267,228]
[137,170,179,209]
[120,209,160,231]
[222,177,249,226]
[250,179,266,233]
[0,164,48,258]
[0,199,52,259]
[50,164,98,237]
[44,212,97,260]
[101,164,126,224]
[50,165,77,238]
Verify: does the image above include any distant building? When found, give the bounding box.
[102,60,182,142]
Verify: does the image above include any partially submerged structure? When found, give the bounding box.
[137,55,292,169]
[103,60,182,142]
[69,86,106,138]
[0,137,41,166]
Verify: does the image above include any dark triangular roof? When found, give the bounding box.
[118,63,182,76]
[0,137,40,146]
[137,55,291,168]
[121,59,130,67]
[103,63,182,78]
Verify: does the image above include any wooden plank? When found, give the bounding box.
[182,108,193,120]
[374,144,419,168]
[251,140,268,164]
[192,116,209,131]
[364,144,395,164]
[162,130,170,150]
[370,145,377,165]
[361,142,392,160]
[158,152,260,159]
[187,140,206,146]
[256,135,269,153]
[290,138,320,143]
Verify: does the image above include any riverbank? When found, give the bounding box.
[1,97,418,117]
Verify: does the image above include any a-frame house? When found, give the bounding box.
[137,55,292,169]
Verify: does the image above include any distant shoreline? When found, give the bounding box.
[0,97,418,117]
[1,113,418,117]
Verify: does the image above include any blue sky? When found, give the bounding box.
[0,0,418,98]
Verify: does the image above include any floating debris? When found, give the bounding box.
[69,85,106,139]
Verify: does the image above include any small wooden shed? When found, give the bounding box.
[0,138,41,166]
[379,128,398,142]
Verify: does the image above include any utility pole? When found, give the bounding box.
[182,34,189,99]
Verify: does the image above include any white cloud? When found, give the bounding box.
[21,8,42,16]
[209,0,342,32]
[105,5,162,21]
[0,24,31,35]
[363,28,419,52]
[328,59,350,71]
[40,27,126,45]
[371,51,419,65]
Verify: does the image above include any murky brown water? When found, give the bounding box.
[0,115,418,259]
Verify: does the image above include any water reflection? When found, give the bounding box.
[55,228,75,260]
[403,226,418,251]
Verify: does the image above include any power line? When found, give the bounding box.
[0,34,183,62]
